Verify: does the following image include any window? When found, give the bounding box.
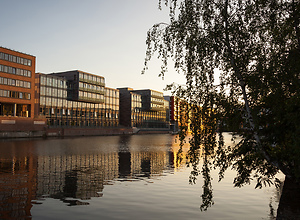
[41,76,46,85]
[46,87,51,96]
[47,77,52,86]
[41,96,46,105]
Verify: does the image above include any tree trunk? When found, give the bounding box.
[276,177,300,220]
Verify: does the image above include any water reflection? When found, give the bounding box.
[0,141,37,219]
[0,134,288,219]
[0,134,182,218]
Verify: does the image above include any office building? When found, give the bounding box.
[0,47,35,118]
[118,88,169,129]
[36,71,119,127]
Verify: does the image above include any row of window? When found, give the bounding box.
[0,89,31,100]
[79,91,104,100]
[79,72,105,84]
[0,103,30,117]
[151,97,164,104]
[40,107,119,119]
[40,75,67,89]
[0,52,32,66]
[105,88,119,98]
[151,103,165,109]
[40,96,119,110]
[0,64,32,78]
[79,82,104,93]
[132,94,142,102]
[0,76,31,88]
[131,115,167,121]
[132,100,142,108]
[46,119,119,127]
[151,90,163,98]
[105,96,119,106]
[40,87,67,98]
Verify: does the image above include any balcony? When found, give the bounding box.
[78,96,105,104]
[79,87,105,95]
[79,78,105,86]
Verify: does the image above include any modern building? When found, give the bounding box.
[36,71,119,127]
[118,88,169,129]
[50,70,105,104]
[0,46,172,136]
[104,87,119,127]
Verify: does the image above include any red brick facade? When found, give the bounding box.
[0,47,36,118]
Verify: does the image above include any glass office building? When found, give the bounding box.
[118,88,169,129]
[36,71,119,127]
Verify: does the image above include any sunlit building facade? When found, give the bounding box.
[0,47,35,118]
[36,71,119,127]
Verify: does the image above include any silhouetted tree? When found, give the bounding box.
[143,0,300,216]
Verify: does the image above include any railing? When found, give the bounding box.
[79,78,105,86]
[78,96,105,103]
[79,87,105,95]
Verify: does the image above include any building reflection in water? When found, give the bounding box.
[0,141,37,219]
[0,134,290,219]
[0,134,187,218]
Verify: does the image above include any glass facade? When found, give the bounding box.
[38,73,119,127]
[104,87,119,127]
[78,72,105,103]
[118,88,169,129]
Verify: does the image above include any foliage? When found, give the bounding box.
[143,0,300,210]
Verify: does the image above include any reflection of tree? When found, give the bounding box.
[199,155,214,211]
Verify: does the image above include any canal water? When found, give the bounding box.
[0,133,284,219]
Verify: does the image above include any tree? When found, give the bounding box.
[143,0,300,216]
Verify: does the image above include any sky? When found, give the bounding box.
[0,0,186,95]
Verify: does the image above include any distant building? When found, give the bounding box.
[118,88,169,129]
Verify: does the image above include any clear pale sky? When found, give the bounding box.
[0,0,186,95]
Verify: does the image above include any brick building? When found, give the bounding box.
[0,47,46,134]
[0,47,35,118]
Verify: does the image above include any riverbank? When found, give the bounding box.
[0,127,172,139]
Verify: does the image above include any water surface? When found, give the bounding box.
[0,134,283,219]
